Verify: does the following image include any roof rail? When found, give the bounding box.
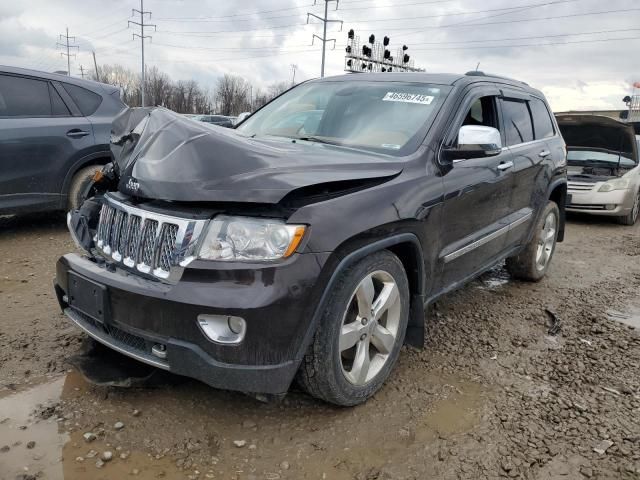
[464,70,529,86]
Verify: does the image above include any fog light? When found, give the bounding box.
[606,204,616,211]
[197,314,246,345]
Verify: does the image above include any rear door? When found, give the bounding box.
[500,92,556,248]
[438,86,516,288]
[0,73,94,211]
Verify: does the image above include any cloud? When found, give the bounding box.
[1,0,638,110]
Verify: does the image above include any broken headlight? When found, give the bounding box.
[198,216,306,261]
[598,178,630,192]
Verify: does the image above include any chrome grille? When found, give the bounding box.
[568,182,595,192]
[94,194,207,283]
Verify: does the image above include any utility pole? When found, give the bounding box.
[56,27,79,76]
[290,64,298,86]
[307,0,343,78]
[128,0,156,107]
[78,65,86,79]
[92,51,100,82]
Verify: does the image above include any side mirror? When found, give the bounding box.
[443,125,503,161]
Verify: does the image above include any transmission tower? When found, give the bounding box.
[307,0,343,78]
[128,0,156,107]
[56,28,79,76]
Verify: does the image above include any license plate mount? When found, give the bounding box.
[67,272,109,324]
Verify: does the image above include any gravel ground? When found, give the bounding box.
[0,212,639,480]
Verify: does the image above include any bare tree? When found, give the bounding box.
[215,74,251,116]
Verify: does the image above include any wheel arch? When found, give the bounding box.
[60,151,112,198]
[548,179,567,242]
[297,233,427,366]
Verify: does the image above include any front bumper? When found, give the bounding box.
[566,187,635,216]
[54,251,330,394]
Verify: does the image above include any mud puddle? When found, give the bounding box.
[477,264,511,289]
[0,372,183,480]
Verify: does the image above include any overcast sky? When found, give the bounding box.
[2,0,639,111]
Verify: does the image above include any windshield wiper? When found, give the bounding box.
[294,136,341,146]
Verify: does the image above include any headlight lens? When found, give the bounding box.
[198,216,306,261]
[598,178,630,192]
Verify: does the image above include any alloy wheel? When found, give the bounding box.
[536,212,557,271]
[632,191,640,223]
[339,270,402,386]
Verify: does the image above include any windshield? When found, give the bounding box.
[236,80,450,156]
[567,149,637,168]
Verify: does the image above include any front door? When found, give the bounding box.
[438,89,515,289]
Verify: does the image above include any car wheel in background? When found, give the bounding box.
[297,250,410,406]
[67,165,102,211]
[617,190,640,226]
[506,201,560,282]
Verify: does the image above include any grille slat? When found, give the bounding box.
[95,201,187,280]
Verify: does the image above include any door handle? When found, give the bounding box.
[66,129,90,138]
[539,150,551,158]
[497,161,514,171]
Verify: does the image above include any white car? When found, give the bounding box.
[557,115,640,225]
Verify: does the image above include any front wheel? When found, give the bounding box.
[506,201,560,282]
[617,190,640,226]
[67,165,102,211]
[297,250,410,406]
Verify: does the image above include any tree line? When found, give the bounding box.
[93,64,290,116]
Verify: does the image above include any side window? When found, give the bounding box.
[529,97,555,139]
[502,99,534,146]
[461,96,498,129]
[49,84,70,116]
[0,74,52,117]
[61,83,102,116]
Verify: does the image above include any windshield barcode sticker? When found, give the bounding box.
[382,92,434,105]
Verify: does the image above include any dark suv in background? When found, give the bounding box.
[57,72,567,406]
[0,66,126,215]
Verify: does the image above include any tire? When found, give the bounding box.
[617,190,640,226]
[297,250,410,406]
[67,165,102,211]
[505,201,560,282]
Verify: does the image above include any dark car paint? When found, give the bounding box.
[0,66,126,214]
[55,72,567,395]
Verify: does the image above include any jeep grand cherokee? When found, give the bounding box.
[55,72,568,406]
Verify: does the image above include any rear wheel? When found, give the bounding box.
[506,201,560,282]
[297,250,410,406]
[617,190,640,226]
[67,165,102,211]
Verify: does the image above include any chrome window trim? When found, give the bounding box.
[443,212,533,263]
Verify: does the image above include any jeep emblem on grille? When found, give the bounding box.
[126,177,140,193]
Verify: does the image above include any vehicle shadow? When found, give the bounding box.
[0,211,67,236]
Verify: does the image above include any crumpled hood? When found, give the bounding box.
[114,108,403,204]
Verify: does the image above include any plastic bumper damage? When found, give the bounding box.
[54,251,329,395]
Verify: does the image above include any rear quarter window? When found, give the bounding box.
[62,83,102,116]
[529,97,555,139]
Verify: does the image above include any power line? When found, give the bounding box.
[406,27,640,47]
[128,0,156,107]
[392,6,640,36]
[307,0,343,78]
[56,27,79,76]
[412,34,640,51]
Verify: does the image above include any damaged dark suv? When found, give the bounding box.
[55,72,568,405]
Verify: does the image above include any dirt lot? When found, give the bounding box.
[0,212,639,480]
